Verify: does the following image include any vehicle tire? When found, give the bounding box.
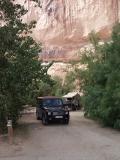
[63,119,69,125]
[42,114,48,125]
[36,112,40,120]
[72,105,76,111]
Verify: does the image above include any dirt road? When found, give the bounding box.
[0,111,120,160]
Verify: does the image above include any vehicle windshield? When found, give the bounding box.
[43,99,63,107]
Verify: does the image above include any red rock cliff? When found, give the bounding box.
[16,0,120,61]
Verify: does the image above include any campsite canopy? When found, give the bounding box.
[63,92,80,98]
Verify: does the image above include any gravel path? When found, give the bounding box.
[0,111,120,160]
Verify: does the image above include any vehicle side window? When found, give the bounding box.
[37,99,42,108]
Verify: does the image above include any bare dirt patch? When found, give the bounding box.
[0,111,120,160]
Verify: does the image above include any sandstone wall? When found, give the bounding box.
[17,0,120,61]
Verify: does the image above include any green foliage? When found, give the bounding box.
[51,70,78,97]
[50,62,83,97]
[89,31,100,50]
[0,0,52,132]
[80,23,120,129]
[63,71,76,93]
[51,73,76,97]
[51,76,63,96]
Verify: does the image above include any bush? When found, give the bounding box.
[80,24,120,129]
[0,0,53,132]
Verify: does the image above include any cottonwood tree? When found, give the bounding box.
[0,0,52,132]
[80,24,120,129]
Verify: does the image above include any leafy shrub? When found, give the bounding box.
[80,24,120,129]
[0,0,53,132]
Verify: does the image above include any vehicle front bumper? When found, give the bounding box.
[47,114,69,121]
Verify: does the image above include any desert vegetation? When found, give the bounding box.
[64,24,120,129]
[0,0,54,133]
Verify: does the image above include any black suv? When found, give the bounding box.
[36,96,70,125]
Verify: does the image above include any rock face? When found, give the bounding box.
[47,62,72,80]
[17,0,120,61]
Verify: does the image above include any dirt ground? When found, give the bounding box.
[0,111,120,160]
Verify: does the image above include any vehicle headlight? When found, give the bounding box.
[65,112,69,115]
[48,112,51,115]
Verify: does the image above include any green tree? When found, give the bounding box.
[63,71,76,93]
[0,0,52,132]
[51,76,63,96]
[80,23,120,129]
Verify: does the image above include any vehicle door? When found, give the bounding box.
[37,99,43,119]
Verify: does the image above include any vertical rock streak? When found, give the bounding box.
[17,0,120,61]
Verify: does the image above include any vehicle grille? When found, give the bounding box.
[53,111,64,116]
